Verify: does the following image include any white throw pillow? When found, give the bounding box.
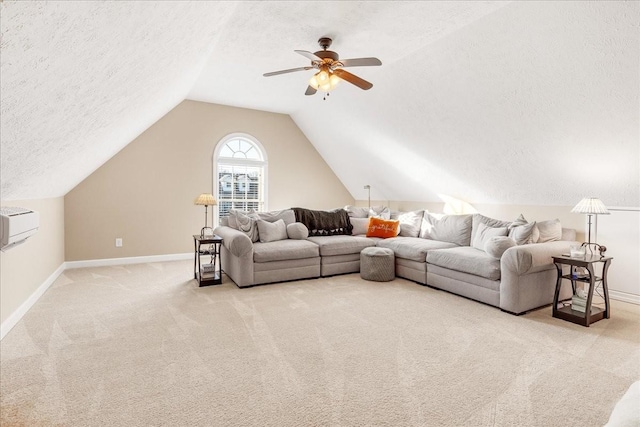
[509,221,538,245]
[536,219,562,243]
[392,210,424,238]
[350,217,370,235]
[472,222,508,251]
[471,214,512,245]
[344,205,369,218]
[484,236,517,259]
[231,209,259,242]
[257,219,288,243]
[510,213,528,228]
[507,214,539,245]
[286,222,309,240]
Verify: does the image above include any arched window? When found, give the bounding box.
[213,134,267,220]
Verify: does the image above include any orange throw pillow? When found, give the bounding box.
[366,217,400,238]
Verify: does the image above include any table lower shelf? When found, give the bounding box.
[197,270,222,286]
[553,304,605,326]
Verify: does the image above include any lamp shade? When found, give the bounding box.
[194,193,217,206]
[571,197,610,215]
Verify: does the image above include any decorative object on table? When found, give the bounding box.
[571,197,610,255]
[364,185,371,209]
[194,193,217,237]
[569,244,586,258]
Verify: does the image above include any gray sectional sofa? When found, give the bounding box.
[213,207,577,314]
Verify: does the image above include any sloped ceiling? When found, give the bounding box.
[2,1,638,207]
[0,1,238,200]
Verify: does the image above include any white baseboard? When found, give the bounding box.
[0,262,66,340]
[1,253,192,341]
[609,290,640,305]
[65,252,192,269]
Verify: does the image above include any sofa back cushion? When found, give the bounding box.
[345,205,369,218]
[419,213,473,246]
[345,205,390,219]
[391,210,424,238]
[537,218,562,242]
[256,209,296,226]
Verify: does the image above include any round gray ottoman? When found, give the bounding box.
[360,247,395,282]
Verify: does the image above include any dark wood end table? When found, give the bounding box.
[193,234,223,287]
[552,254,612,327]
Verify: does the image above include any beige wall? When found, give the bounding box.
[0,197,65,324]
[65,100,354,261]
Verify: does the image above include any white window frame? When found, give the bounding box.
[213,133,268,225]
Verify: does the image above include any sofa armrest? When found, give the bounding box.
[501,240,579,275]
[213,226,253,258]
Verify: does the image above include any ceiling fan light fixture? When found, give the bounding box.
[309,68,339,93]
[329,73,340,88]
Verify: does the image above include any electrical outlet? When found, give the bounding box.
[115,238,123,247]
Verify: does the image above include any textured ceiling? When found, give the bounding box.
[0,1,238,200]
[2,1,639,207]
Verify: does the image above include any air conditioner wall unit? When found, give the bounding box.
[0,207,40,251]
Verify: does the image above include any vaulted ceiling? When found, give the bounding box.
[2,1,638,206]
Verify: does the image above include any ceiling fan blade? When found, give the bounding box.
[305,86,317,96]
[333,69,373,90]
[339,57,382,67]
[263,66,313,77]
[295,50,322,61]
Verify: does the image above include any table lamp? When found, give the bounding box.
[571,197,610,255]
[194,193,217,237]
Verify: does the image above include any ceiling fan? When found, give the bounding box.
[263,37,382,98]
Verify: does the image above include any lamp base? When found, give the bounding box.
[200,227,214,237]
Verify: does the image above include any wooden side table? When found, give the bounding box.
[193,234,223,287]
[552,254,612,327]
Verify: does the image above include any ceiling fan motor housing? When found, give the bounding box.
[318,37,332,49]
[315,37,339,62]
[314,50,339,61]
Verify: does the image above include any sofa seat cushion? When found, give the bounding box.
[426,246,501,281]
[253,239,319,263]
[377,237,457,262]
[307,235,376,256]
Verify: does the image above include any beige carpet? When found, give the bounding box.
[1,260,639,426]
